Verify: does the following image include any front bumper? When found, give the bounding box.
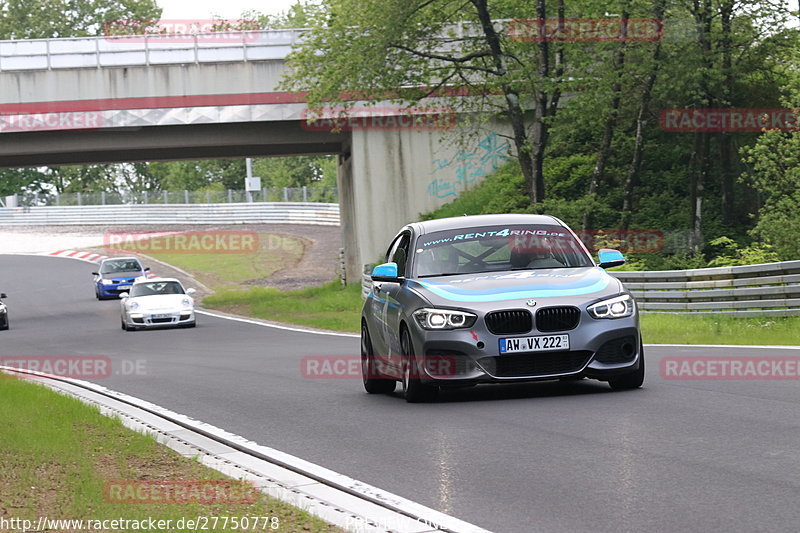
[407,315,641,384]
[125,309,195,328]
[97,279,136,297]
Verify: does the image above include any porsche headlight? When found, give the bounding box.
[414,308,477,330]
[181,298,193,309]
[129,302,139,311]
[588,294,635,319]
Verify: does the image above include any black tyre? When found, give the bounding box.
[121,316,130,331]
[400,328,438,403]
[361,323,396,394]
[609,343,645,391]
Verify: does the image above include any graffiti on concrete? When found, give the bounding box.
[427,132,510,199]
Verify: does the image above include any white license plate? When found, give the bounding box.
[499,334,569,354]
[151,313,171,319]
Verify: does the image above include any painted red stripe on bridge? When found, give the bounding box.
[0,87,477,115]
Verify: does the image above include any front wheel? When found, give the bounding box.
[361,323,395,394]
[400,328,438,403]
[121,316,130,331]
[608,343,645,391]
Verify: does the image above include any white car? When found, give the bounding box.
[120,278,196,331]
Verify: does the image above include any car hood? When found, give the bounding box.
[126,294,191,311]
[101,272,141,280]
[407,267,623,310]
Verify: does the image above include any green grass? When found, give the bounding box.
[106,232,305,289]
[0,377,341,532]
[207,280,800,344]
[640,314,800,345]
[204,281,363,332]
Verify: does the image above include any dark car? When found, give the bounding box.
[93,257,150,300]
[361,214,644,402]
[0,292,7,330]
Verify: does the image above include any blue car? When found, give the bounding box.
[93,257,150,300]
[361,214,644,402]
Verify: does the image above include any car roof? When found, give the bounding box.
[131,277,180,285]
[407,214,565,235]
[101,256,141,263]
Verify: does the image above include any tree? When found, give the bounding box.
[0,0,161,39]
[281,0,573,205]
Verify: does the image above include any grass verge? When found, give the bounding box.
[204,281,362,333]
[105,232,305,289]
[0,376,341,532]
[640,314,800,345]
[207,281,800,344]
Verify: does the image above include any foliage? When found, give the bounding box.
[706,236,780,267]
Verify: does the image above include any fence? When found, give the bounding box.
[0,202,340,226]
[361,261,800,317]
[8,187,338,207]
[0,29,306,71]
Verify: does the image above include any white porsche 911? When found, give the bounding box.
[119,277,196,331]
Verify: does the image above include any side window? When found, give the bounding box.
[387,232,411,277]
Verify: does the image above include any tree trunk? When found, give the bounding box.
[621,0,665,230]
[471,0,544,203]
[584,9,628,231]
[719,0,735,226]
[689,0,713,254]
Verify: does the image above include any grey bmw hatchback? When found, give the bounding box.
[361,214,644,402]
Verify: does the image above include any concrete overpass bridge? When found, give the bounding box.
[0,30,513,280]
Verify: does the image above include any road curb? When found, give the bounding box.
[1,365,491,533]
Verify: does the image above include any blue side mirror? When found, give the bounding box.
[598,248,625,269]
[371,262,400,281]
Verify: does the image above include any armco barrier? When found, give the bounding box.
[0,202,340,226]
[612,261,800,317]
[361,261,800,317]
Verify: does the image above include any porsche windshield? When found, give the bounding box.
[414,225,593,277]
[130,281,185,297]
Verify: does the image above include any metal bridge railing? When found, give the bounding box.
[0,29,306,71]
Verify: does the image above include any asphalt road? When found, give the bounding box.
[2,254,799,533]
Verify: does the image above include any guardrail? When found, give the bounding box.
[0,29,306,71]
[0,202,340,226]
[9,187,338,207]
[360,261,800,316]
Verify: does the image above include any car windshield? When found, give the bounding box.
[414,225,593,277]
[100,259,142,274]
[129,281,185,297]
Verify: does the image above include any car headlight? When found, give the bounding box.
[129,302,139,311]
[101,279,114,285]
[0,303,5,313]
[413,308,477,330]
[181,298,193,309]
[588,294,635,319]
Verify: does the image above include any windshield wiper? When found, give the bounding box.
[418,272,464,278]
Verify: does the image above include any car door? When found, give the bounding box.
[380,231,412,364]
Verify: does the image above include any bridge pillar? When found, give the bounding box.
[344,123,512,282]
[337,135,362,284]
